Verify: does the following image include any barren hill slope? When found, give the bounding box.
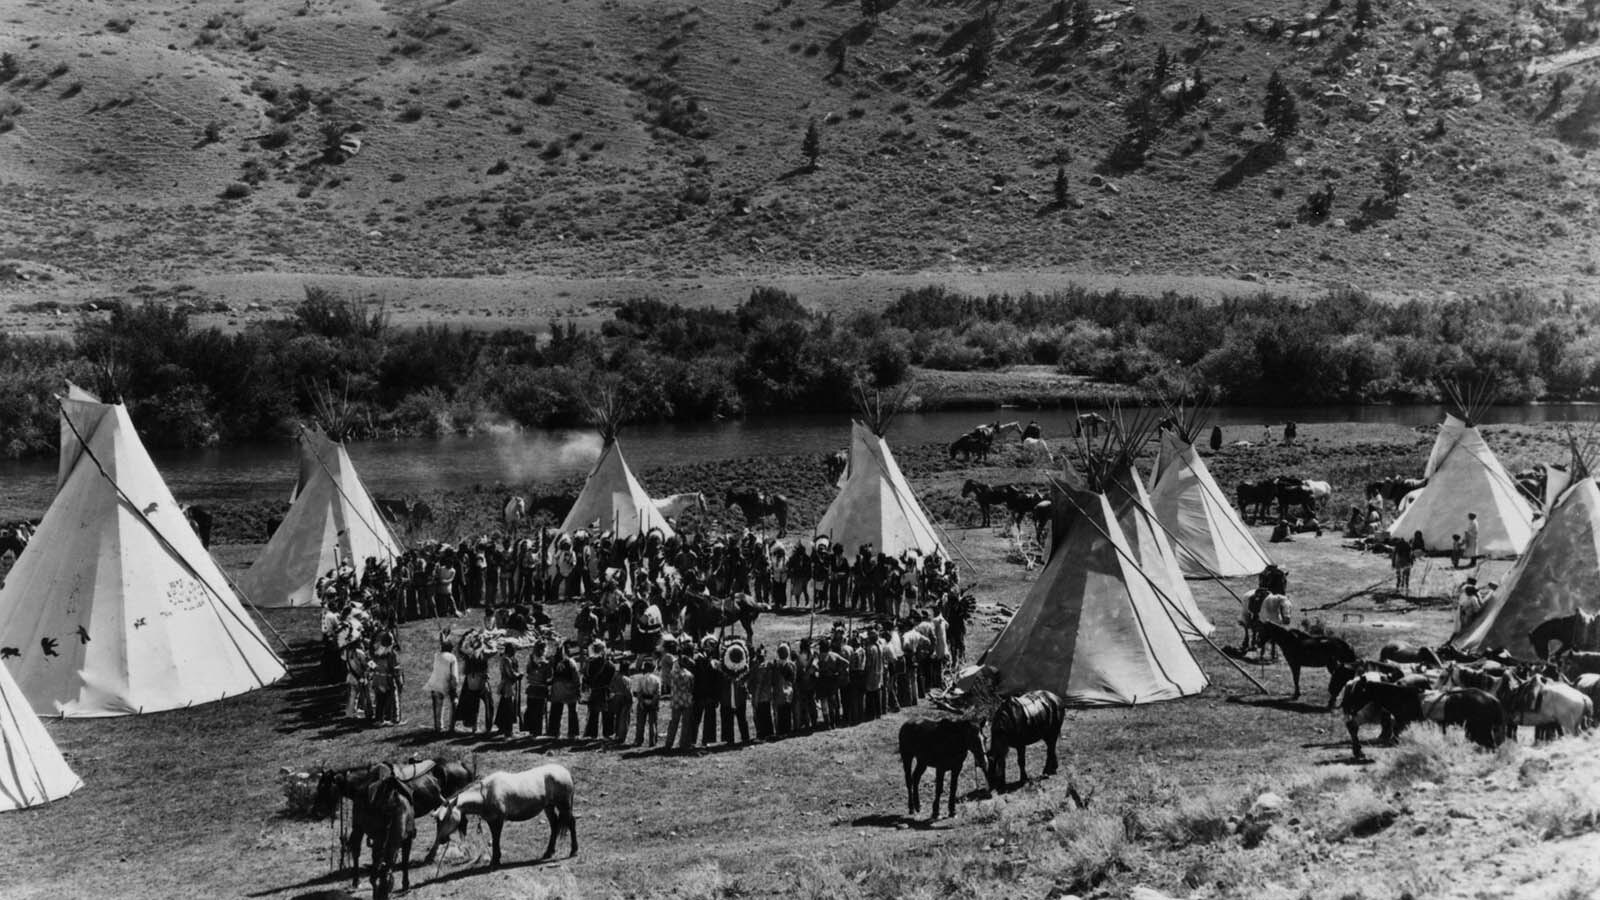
[2,0,1598,299]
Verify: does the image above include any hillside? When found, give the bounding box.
[1,0,1599,307]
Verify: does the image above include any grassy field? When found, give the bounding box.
[5,422,1598,899]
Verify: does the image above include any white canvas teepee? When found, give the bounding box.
[1148,427,1271,578]
[1106,464,1215,640]
[982,483,1208,706]
[814,420,946,559]
[561,439,675,539]
[237,428,401,609]
[0,388,286,717]
[0,661,82,812]
[1453,476,1600,657]
[1389,413,1534,559]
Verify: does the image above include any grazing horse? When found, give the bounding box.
[1529,611,1600,659]
[1236,480,1277,523]
[1419,688,1508,749]
[431,764,578,868]
[961,479,1010,528]
[1029,500,1052,546]
[724,488,789,537]
[502,496,527,532]
[312,758,476,880]
[973,421,1023,442]
[367,775,416,900]
[987,690,1065,787]
[681,590,763,644]
[1020,437,1053,465]
[1255,622,1359,702]
[898,717,990,821]
[653,492,708,521]
[948,431,992,462]
[1327,659,1406,708]
[1342,677,1424,759]
[1379,642,1442,668]
[824,449,848,484]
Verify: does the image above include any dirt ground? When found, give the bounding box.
[2,423,1595,899]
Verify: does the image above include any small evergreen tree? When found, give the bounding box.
[1353,0,1374,31]
[1379,147,1411,201]
[1053,166,1070,206]
[1150,45,1171,92]
[967,11,996,81]
[1263,70,1299,145]
[1071,0,1093,44]
[860,0,878,23]
[801,118,821,171]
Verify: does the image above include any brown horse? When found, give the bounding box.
[312,758,475,882]
[899,717,990,821]
[366,774,415,900]
[724,488,790,537]
[1256,622,1359,702]
[680,589,764,644]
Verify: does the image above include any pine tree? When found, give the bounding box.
[1150,45,1171,92]
[967,11,996,81]
[1379,147,1411,201]
[1353,0,1374,31]
[1053,166,1070,206]
[1262,70,1299,145]
[801,118,821,171]
[1071,0,1093,44]
[861,0,878,23]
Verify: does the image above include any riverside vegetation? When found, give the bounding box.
[3,283,1600,459]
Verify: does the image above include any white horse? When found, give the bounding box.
[1305,480,1332,509]
[1504,677,1591,740]
[502,496,527,532]
[1021,437,1053,464]
[431,764,577,869]
[653,492,708,520]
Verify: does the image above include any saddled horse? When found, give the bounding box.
[366,774,416,900]
[1341,677,1424,759]
[987,690,1065,787]
[724,488,789,537]
[680,589,764,644]
[1001,487,1047,533]
[1498,674,1591,741]
[961,479,1011,528]
[431,764,578,868]
[654,492,708,521]
[1378,642,1442,668]
[1418,688,1508,749]
[312,758,476,881]
[1366,476,1426,509]
[972,421,1022,443]
[1256,622,1359,702]
[1236,480,1278,523]
[1529,610,1600,659]
[898,717,989,821]
[949,431,993,463]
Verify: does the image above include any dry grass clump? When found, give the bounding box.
[1035,807,1138,894]
[672,860,733,899]
[1521,782,1600,840]
[1318,783,1399,842]
[1376,723,1457,787]
[278,770,320,818]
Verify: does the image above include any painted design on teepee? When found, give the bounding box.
[0,661,82,812]
[981,480,1208,706]
[1147,403,1271,579]
[0,386,286,717]
[1389,382,1533,560]
[238,427,402,609]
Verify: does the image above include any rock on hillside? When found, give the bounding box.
[0,0,1597,296]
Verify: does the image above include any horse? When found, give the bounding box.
[1341,677,1424,759]
[1001,487,1047,533]
[1557,650,1600,678]
[1498,674,1591,741]
[431,764,578,869]
[898,717,990,821]
[948,432,992,463]
[961,479,1010,528]
[0,524,28,560]
[366,774,416,900]
[1305,480,1332,509]
[180,504,214,549]
[1073,412,1108,438]
[973,421,1023,442]
[1378,642,1442,668]
[502,496,527,532]
[825,449,848,484]
[1327,659,1406,708]
[1255,621,1359,702]
[1274,479,1318,520]
[724,488,789,537]
[1418,688,1508,749]
[1236,480,1277,524]
[987,690,1065,788]
[681,589,763,644]
[1020,437,1053,465]
[1029,500,1052,546]
[653,492,708,521]
[1529,611,1600,659]
[1366,477,1426,509]
[312,758,476,880]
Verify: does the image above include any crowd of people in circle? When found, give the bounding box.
[316,524,980,751]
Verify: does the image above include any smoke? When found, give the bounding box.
[490,429,602,485]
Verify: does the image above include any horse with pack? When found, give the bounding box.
[312,757,477,888]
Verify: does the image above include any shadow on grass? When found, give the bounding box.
[1315,755,1376,767]
[425,855,571,887]
[1228,696,1333,715]
[1212,142,1284,191]
[244,869,357,898]
[850,812,941,830]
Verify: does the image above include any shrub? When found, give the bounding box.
[921,337,984,371]
[1523,782,1600,840]
[259,123,293,149]
[1036,808,1136,893]
[219,182,251,199]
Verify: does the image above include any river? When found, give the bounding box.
[1,404,1594,511]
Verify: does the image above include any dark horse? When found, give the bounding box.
[949,431,993,463]
[1422,688,1507,750]
[181,504,214,549]
[1256,622,1359,702]
[366,773,416,900]
[1378,642,1443,668]
[312,758,476,884]
[898,717,989,821]
[1236,480,1278,524]
[1366,476,1426,509]
[724,488,789,537]
[961,479,1011,528]
[988,690,1065,787]
[1341,678,1423,759]
[681,589,763,644]
[1529,611,1600,659]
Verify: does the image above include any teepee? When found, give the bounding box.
[981,478,1208,706]
[1090,416,1215,640]
[814,384,946,559]
[1389,382,1534,559]
[1147,404,1271,578]
[0,386,286,717]
[560,382,674,539]
[0,661,82,812]
[1454,432,1599,657]
[237,427,401,609]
